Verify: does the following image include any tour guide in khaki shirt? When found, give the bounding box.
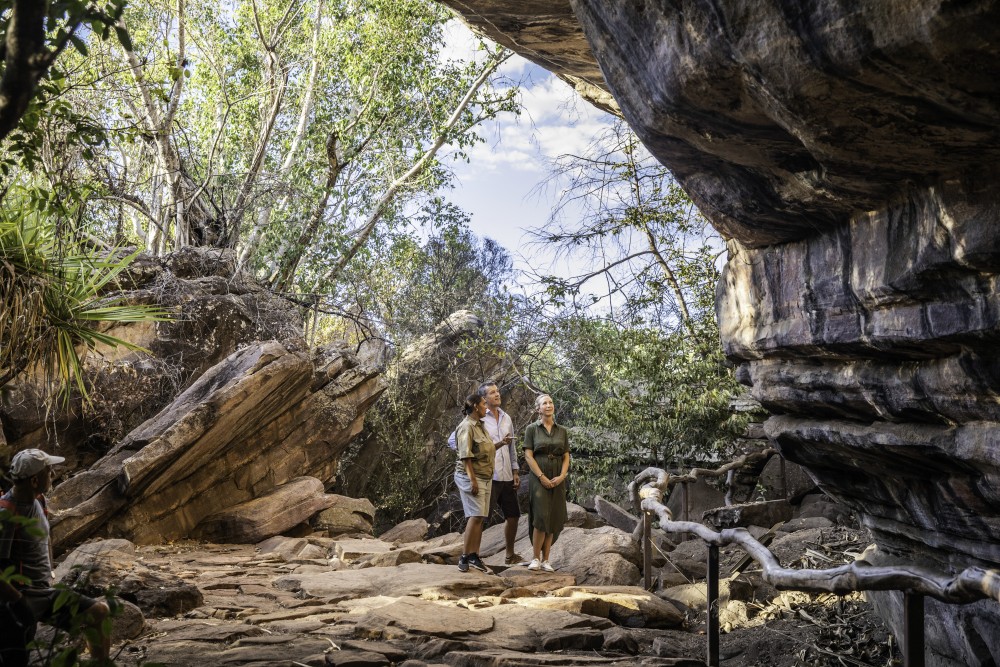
[453,393,495,573]
[448,381,523,564]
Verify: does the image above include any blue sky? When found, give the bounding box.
[438,22,616,285]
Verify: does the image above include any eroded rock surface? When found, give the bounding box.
[47,340,383,550]
[435,1,1000,662]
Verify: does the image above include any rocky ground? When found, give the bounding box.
[29,499,901,667]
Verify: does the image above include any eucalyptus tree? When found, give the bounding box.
[0,0,128,147]
[530,118,721,330]
[51,0,518,294]
[526,119,753,494]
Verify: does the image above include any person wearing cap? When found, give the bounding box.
[0,449,110,665]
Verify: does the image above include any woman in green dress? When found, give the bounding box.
[522,394,570,571]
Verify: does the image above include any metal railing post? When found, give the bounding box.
[707,544,720,667]
[679,480,690,542]
[904,592,925,667]
[682,480,690,522]
[643,510,652,589]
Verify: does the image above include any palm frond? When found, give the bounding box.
[0,196,171,405]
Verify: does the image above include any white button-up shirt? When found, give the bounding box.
[483,407,518,482]
[448,407,518,481]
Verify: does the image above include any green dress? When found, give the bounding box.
[523,419,570,542]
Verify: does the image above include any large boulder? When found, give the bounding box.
[313,495,376,536]
[192,477,337,543]
[1,247,304,466]
[54,538,203,618]
[548,526,642,587]
[47,340,383,550]
[436,2,1000,663]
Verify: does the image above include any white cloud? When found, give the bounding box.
[452,70,615,180]
[437,18,623,287]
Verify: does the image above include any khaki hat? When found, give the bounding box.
[10,449,66,481]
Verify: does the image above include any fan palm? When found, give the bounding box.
[0,205,169,403]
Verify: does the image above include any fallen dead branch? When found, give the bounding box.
[628,448,777,516]
[634,476,1000,605]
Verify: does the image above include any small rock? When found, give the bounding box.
[334,538,394,563]
[702,499,793,530]
[355,549,423,568]
[314,496,376,536]
[595,496,640,533]
[379,518,429,543]
[602,626,639,654]
[540,628,604,651]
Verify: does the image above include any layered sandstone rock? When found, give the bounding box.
[47,340,383,550]
[1,246,305,466]
[436,1,1000,663]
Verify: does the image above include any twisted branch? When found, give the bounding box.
[635,473,1000,605]
[628,448,777,516]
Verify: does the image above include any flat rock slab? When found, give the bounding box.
[470,602,614,653]
[325,650,391,666]
[500,568,576,594]
[146,619,268,643]
[274,562,504,600]
[443,649,706,665]
[354,597,494,639]
[550,586,685,628]
[379,518,429,544]
[335,538,395,562]
[338,640,412,663]
[137,636,335,666]
[257,536,331,561]
[193,476,336,543]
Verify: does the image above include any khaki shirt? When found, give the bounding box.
[454,416,496,479]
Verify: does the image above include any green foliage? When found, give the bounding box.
[337,200,516,348]
[20,0,519,280]
[362,375,447,525]
[335,223,524,526]
[526,119,755,499]
[0,0,131,173]
[0,187,169,403]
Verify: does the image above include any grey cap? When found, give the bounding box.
[9,449,65,481]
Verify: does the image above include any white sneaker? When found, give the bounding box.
[541,561,556,572]
[527,558,541,570]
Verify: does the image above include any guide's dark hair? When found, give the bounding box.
[462,393,485,416]
[477,380,498,397]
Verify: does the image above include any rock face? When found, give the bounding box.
[47,339,383,550]
[435,1,1000,663]
[1,247,306,468]
[436,0,618,116]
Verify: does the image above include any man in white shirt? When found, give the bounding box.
[449,381,523,564]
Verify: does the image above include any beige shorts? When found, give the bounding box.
[455,472,492,518]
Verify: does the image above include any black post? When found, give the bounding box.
[682,481,690,522]
[903,592,925,667]
[707,544,720,667]
[678,481,690,543]
[643,510,652,589]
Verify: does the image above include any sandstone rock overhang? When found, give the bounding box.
[439,0,1000,247]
